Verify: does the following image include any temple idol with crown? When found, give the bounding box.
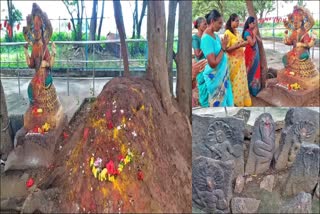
[257,5,319,106]
[4,3,67,171]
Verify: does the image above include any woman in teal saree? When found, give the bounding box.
[200,9,234,107]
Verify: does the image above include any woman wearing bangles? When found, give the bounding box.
[192,17,207,107]
[242,16,262,97]
[200,9,234,107]
[224,14,252,107]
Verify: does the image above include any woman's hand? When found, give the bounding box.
[296,42,305,48]
[221,34,229,50]
[41,60,49,68]
[240,41,248,47]
[192,59,207,79]
[252,27,258,37]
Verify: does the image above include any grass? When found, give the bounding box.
[0,39,178,71]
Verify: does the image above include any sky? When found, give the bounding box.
[0,0,177,39]
[268,0,319,18]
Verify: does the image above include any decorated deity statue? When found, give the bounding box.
[282,5,317,78]
[22,3,63,131]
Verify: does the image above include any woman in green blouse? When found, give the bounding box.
[192,17,207,107]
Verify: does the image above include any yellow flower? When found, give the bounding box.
[42,122,50,132]
[108,175,115,182]
[89,157,94,168]
[92,166,99,178]
[118,164,124,172]
[121,116,126,125]
[140,105,145,111]
[128,151,134,158]
[124,155,131,165]
[37,108,43,113]
[100,168,108,181]
[113,128,118,139]
[290,83,300,90]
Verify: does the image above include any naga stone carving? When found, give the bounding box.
[192,157,234,213]
[283,143,320,197]
[274,120,317,170]
[193,117,244,178]
[233,109,251,124]
[245,113,275,175]
[283,108,319,138]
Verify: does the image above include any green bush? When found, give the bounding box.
[127,36,147,57]
[51,32,70,41]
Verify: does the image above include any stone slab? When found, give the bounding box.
[283,143,320,197]
[257,78,320,106]
[231,197,261,214]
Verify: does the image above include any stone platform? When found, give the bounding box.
[257,69,319,107]
[4,114,67,171]
[277,69,319,90]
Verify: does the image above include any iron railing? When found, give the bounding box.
[0,39,178,96]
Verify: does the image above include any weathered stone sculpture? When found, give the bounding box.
[245,113,275,175]
[283,143,320,197]
[192,157,234,213]
[233,109,251,125]
[274,120,317,170]
[274,108,319,170]
[193,117,244,178]
[204,121,242,161]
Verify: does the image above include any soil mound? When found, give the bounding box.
[43,77,191,213]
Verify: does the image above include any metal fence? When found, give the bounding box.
[0,39,178,96]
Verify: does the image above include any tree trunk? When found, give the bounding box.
[89,0,98,41]
[113,0,130,77]
[0,80,13,159]
[75,0,84,41]
[166,0,178,95]
[176,0,192,118]
[137,0,147,39]
[97,0,105,40]
[132,0,138,38]
[6,0,13,42]
[147,1,176,115]
[246,0,268,88]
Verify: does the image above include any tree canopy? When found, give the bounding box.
[192,0,276,21]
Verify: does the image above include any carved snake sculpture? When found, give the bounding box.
[252,115,275,173]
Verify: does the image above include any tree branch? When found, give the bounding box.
[62,0,77,36]
[113,0,130,77]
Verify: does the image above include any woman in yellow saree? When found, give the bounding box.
[224,14,252,107]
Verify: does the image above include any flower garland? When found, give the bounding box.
[89,151,134,182]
